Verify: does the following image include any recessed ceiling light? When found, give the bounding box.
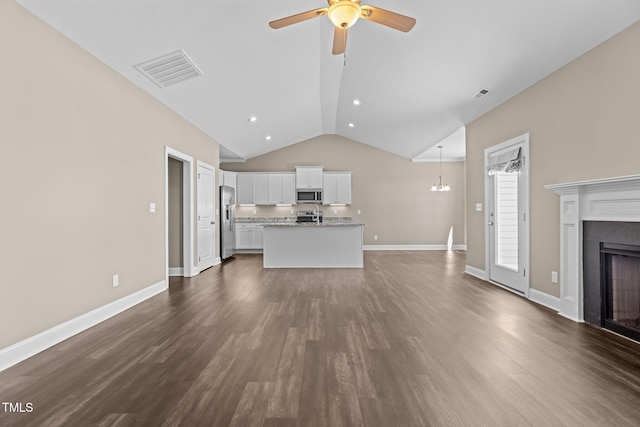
[248,116,257,122]
[265,135,271,141]
[348,123,355,128]
[352,99,361,106]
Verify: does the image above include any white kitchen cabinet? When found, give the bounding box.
[236,174,253,204]
[219,170,237,189]
[253,174,268,205]
[282,174,296,204]
[323,172,352,205]
[235,223,264,250]
[268,173,296,205]
[236,173,268,205]
[236,227,252,249]
[296,166,323,189]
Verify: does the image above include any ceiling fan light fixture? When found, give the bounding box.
[328,1,361,28]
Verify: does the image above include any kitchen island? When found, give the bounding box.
[262,222,364,268]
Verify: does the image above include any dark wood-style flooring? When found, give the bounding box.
[2,251,640,426]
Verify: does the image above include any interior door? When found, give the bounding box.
[486,135,529,295]
[197,163,215,271]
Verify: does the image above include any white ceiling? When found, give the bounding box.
[17,0,640,162]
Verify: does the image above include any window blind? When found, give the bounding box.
[487,147,521,175]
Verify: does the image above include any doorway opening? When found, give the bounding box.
[165,147,195,281]
[168,158,184,276]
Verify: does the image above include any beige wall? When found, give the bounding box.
[222,135,466,247]
[0,1,219,349]
[466,21,640,296]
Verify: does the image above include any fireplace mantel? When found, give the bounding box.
[545,174,640,321]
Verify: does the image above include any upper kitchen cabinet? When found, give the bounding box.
[296,166,323,189]
[268,173,296,205]
[219,170,237,189]
[323,172,352,205]
[237,173,268,205]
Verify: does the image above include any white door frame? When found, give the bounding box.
[196,160,217,271]
[165,147,196,282]
[484,133,530,297]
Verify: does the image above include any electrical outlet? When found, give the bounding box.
[551,271,558,283]
[112,274,119,287]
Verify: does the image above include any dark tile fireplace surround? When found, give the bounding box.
[584,221,640,342]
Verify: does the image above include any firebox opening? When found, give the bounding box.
[601,243,640,342]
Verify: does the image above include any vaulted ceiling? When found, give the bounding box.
[17,0,640,162]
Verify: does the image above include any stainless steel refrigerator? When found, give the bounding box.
[219,185,236,261]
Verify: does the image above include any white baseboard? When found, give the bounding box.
[0,280,167,372]
[363,244,467,251]
[465,267,563,314]
[168,267,184,277]
[464,265,487,280]
[184,266,200,278]
[528,289,561,312]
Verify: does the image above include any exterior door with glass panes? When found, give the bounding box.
[485,134,529,295]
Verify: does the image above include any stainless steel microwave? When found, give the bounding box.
[296,189,322,204]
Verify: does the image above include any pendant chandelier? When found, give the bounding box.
[431,145,451,192]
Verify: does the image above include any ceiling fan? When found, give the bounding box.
[269,0,416,55]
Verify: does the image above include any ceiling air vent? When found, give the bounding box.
[134,50,202,88]
[473,88,490,99]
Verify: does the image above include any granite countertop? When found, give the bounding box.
[235,217,296,223]
[236,216,356,225]
[263,221,365,227]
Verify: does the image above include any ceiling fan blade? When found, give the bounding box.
[332,26,348,55]
[360,6,416,32]
[269,8,328,29]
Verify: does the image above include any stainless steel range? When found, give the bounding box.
[296,209,323,223]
